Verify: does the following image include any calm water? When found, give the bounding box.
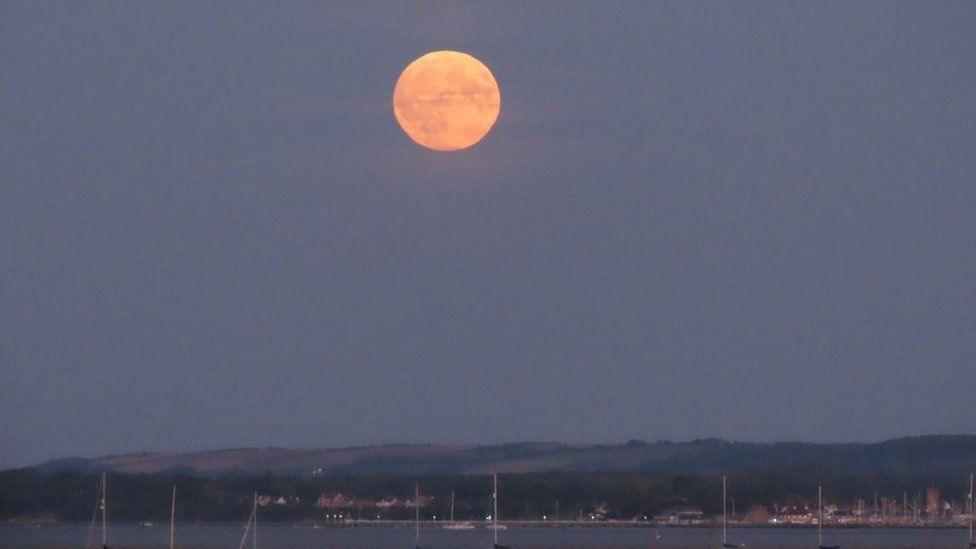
[0,524,968,549]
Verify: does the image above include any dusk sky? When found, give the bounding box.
[2,2,974,468]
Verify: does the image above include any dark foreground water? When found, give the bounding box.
[0,524,969,549]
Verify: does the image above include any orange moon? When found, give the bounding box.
[393,51,501,151]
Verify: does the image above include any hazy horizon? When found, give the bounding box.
[3,2,974,469]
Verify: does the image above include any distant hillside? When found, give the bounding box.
[30,435,976,478]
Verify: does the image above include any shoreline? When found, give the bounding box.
[2,520,970,531]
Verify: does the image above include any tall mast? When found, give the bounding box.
[818,486,823,547]
[969,472,974,544]
[169,485,176,549]
[252,492,258,549]
[237,494,256,549]
[493,474,499,546]
[903,491,907,524]
[722,475,727,545]
[101,473,107,548]
[414,484,420,548]
[86,478,99,549]
[450,490,455,523]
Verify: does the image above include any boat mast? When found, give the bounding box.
[493,474,499,547]
[818,486,823,547]
[969,472,974,544]
[169,485,176,549]
[86,479,99,549]
[415,484,420,548]
[237,493,256,549]
[450,490,455,523]
[101,473,107,548]
[722,475,727,545]
[903,491,907,525]
[252,492,257,549]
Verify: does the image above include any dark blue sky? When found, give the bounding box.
[2,2,974,467]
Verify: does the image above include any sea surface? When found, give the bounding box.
[0,524,969,549]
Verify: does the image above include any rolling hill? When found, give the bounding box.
[30,435,976,478]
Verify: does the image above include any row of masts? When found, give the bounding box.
[89,473,503,549]
[721,473,975,549]
[85,471,976,549]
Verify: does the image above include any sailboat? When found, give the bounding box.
[442,489,475,530]
[818,486,839,549]
[237,492,257,549]
[86,473,110,549]
[721,476,740,548]
[492,474,511,549]
[968,473,975,548]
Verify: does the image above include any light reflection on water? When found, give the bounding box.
[0,524,968,549]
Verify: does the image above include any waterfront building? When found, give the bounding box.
[744,505,770,524]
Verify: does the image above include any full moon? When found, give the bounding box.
[393,51,501,152]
